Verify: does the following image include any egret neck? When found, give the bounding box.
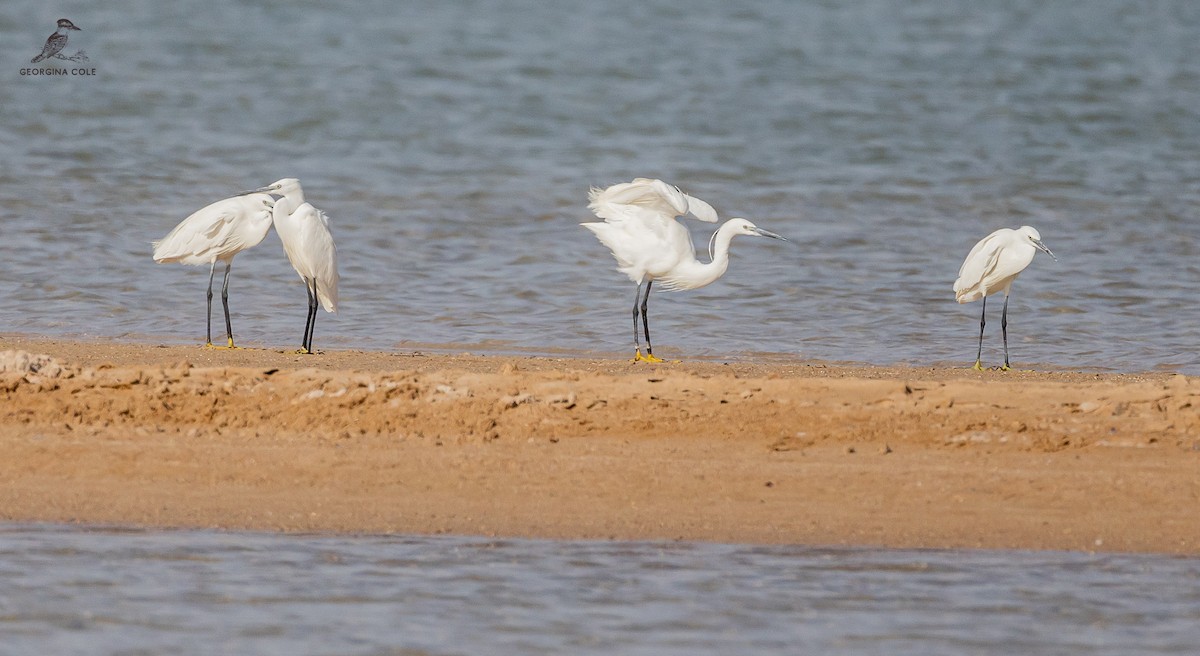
[662,219,746,291]
[272,187,305,219]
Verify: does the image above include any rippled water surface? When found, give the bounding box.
[2,1,1198,372]
[2,524,1198,655]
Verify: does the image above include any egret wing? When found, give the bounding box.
[277,203,339,313]
[588,178,691,221]
[585,178,711,286]
[582,201,696,284]
[681,193,718,223]
[589,201,680,241]
[153,202,260,263]
[953,231,1003,300]
[298,208,339,312]
[588,177,719,227]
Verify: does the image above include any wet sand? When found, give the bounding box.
[1,334,1197,554]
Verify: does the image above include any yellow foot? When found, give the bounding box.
[999,364,1012,372]
[634,351,664,363]
[293,347,312,355]
[204,340,241,351]
[971,360,984,371]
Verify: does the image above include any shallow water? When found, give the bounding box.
[1,524,1198,655]
[2,1,1198,372]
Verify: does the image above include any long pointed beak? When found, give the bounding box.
[235,185,276,197]
[1033,239,1056,261]
[751,227,788,241]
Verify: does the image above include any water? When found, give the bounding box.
[2,1,1198,372]
[0,524,1195,655]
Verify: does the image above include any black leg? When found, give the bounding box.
[641,280,654,357]
[974,295,986,369]
[303,279,318,353]
[220,261,234,348]
[632,282,644,357]
[205,262,217,346]
[300,279,310,352]
[1001,294,1010,370]
[303,280,311,353]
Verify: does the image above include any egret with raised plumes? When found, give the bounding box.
[582,178,788,362]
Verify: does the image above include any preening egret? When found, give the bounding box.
[152,186,278,348]
[582,178,788,362]
[261,179,339,355]
[953,226,1056,370]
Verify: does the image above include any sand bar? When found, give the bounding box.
[1,335,1197,554]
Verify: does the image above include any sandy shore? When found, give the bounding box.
[1,334,1197,554]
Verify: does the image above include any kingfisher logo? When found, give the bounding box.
[21,18,95,77]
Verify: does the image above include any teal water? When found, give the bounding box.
[2,0,1197,370]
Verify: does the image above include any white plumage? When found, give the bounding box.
[261,178,339,354]
[152,194,273,267]
[275,204,338,312]
[582,177,787,362]
[953,225,1055,370]
[152,188,276,348]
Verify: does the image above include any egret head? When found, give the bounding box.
[709,219,788,260]
[730,218,788,242]
[254,178,303,197]
[1019,226,1056,261]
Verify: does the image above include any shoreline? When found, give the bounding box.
[2,334,1197,554]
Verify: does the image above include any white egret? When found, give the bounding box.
[261,179,339,355]
[152,185,278,348]
[953,226,1056,370]
[582,178,788,362]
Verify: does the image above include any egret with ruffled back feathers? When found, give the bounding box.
[953,225,1056,370]
[153,186,274,348]
[582,178,788,362]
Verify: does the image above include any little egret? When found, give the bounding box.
[261,179,339,355]
[582,178,788,362]
[953,226,1056,371]
[152,185,279,348]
